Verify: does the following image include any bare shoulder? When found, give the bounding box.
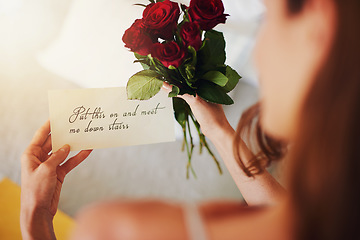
[200,201,293,240]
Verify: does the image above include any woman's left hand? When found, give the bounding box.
[20,120,92,240]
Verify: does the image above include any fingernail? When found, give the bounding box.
[162,83,170,90]
[60,144,70,152]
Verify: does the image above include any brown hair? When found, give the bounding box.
[233,103,286,177]
[234,0,360,239]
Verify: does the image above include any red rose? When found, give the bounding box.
[188,0,229,31]
[142,0,180,40]
[152,41,186,68]
[180,22,202,51]
[122,19,153,56]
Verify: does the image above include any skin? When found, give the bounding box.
[20,120,92,240]
[256,0,336,140]
[20,0,336,239]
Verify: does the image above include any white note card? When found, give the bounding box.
[48,87,175,152]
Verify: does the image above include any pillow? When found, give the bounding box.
[37,0,264,88]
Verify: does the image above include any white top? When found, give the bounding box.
[183,203,209,240]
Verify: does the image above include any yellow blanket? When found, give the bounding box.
[0,178,74,240]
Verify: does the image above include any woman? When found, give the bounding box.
[20,0,360,239]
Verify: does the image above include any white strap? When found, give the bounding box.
[183,203,209,240]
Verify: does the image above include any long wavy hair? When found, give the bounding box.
[233,0,360,239]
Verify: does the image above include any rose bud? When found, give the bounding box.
[122,19,153,56]
[188,0,229,31]
[152,41,186,68]
[180,22,202,51]
[142,0,180,40]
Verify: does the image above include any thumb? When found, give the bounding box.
[46,145,70,168]
[162,82,197,104]
[161,82,172,94]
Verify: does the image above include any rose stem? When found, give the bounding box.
[183,119,197,179]
[190,114,223,175]
[187,117,196,178]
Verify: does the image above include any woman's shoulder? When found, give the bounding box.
[201,201,293,240]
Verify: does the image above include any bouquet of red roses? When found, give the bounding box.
[122,0,241,178]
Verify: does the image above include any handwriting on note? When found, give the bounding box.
[48,87,175,152]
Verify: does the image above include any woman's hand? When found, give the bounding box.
[163,85,285,205]
[163,83,233,140]
[20,120,92,240]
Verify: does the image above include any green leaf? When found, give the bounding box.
[176,46,197,88]
[148,54,169,76]
[127,70,164,100]
[197,81,234,105]
[205,30,226,64]
[223,66,242,92]
[197,30,226,74]
[214,65,227,75]
[180,46,197,81]
[173,97,190,128]
[187,46,197,66]
[178,66,197,88]
[180,89,196,97]
[202,71,228,87]
[198,39,207,51]
[185,65,196,81]
[133,53,150,70]
[168,85,180,97]
[140,62,150,70]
